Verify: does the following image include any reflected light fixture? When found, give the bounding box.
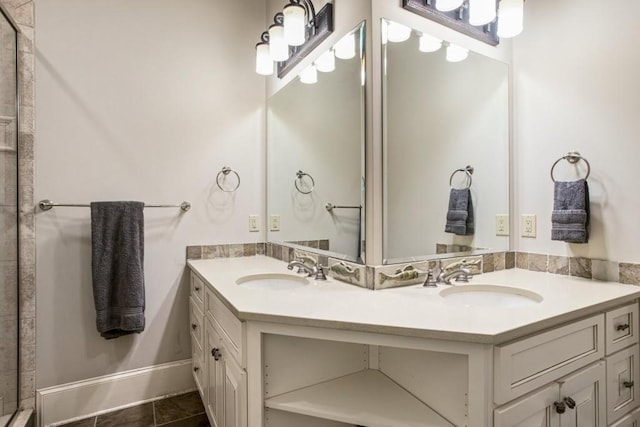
[386,21,412,43]
[255,32,274,75]
[418,33,443,52]
[334,32,356,60]
[316,49,336,72]
[255,0,334,78]
[497,0,524,38]
[299,63,318,84]
[446,43,469,62]
[436,0,464,12]
[468,0,497,26]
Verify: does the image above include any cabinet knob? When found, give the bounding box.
[211,348,222,361]
[194,286,201,291]
[624,381,635,388]
[564,396,576,409]
[554,401,566,414]
[191,324,197,330]
[193,366,199,372]
[617,324,630,331]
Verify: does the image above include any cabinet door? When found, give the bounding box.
[206,323,225,427]
[558,361,606,427]
[223,353,247,427]
[610,408,640,427]
[494,383,560,427]
[607,345,640,423]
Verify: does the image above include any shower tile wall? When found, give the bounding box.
[0,0,35,414]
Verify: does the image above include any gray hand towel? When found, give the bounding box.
[551,179,590,243]
[445,188,475,236]
[91,201,145,339]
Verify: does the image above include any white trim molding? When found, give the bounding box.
[36,359,195,427]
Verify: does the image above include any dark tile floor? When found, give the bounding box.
[59,391,210,427]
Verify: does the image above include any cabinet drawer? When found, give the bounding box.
[606,304,639,355]
[494,314,604,404]
[190,297,204,349]
[494,382,559,427]
[610,408,640,427]
[205,287,244,367]
[607,345,640,423]
[191,273,205,312]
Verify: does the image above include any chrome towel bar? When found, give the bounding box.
[38,200,191,212]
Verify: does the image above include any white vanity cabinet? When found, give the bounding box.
[190,273,247,427]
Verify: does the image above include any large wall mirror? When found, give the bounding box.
[382,19,510,263]
[267,22,366,264]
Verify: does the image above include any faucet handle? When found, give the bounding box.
[454,267,473,283]
[314,265,328,281]
[423,269,438,287]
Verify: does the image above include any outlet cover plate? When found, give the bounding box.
[521,214,536,238]
[496,214,509,236]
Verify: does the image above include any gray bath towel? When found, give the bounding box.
[445,188,475,236]
[551,179,590,243]
[91,201,145,339]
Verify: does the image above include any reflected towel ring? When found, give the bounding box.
[216,166,240,192]
[295,170,315,194]
[550,152,591,183]
[449,165,474,190]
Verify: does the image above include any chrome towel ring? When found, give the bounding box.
[449,165,474,190]
[295,170,315,194]
[216,166,240,192]
[550,152,591,182]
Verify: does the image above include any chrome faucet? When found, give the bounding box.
[423,267,473,287]
[287,259,327,280]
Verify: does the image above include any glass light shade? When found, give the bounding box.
[446,43,469,62]
[299,64,318,84]
[334,33,356,60]
[497,0,524,38]
[283,4,306,47]
[381,19,388,45]
[269,24,289,62]
[436,0,464,12]
[316,49,336,73]
[418,33,443,52]
[255,43,273,75]
[387,21,411,43]
[469,0,497,26]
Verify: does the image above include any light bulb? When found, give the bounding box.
[387,21,411,43]
[497,0,524,38]
[316,49,336,73]
[418,33,442,52]
[381,19,388,45]
[283,4,306,47]
[446,43,469,62]
[436,0,464,12]
[469,0,497,26]
[299,64,318,84]
[269,24,289,62]
[334,32,356,60]
[255,42,273,75]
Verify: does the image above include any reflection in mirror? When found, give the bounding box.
[267,22,366,263]
[383,19,509,263]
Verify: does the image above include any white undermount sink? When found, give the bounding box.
[439,284,543,308]
[236,273,309,290]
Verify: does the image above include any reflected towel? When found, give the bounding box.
[445,188,474,236]
[551,179,590,243]
[91,201,145,339]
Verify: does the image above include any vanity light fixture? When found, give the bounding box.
[255,32,274,75]
[386,21,412,43]
[418,33,443,52]
[255,0,334,78]
[316,49,336,72]
[446,43,469,62]
[334,32,356,60]
[299,63,318,84]
[403,0,525,45]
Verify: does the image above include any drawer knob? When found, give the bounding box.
[624,381,635,388]
[554,401,566,414]
[193,366,199,372]
[194,286,201,291]
[616,324,630,331]
[191,324,197,330]
[564,396,576,409]
[211,348,222,361]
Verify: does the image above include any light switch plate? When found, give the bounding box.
[270,215,281,231]
[521,214,536,238]
[249,215,259,232]
[496,214,509,236]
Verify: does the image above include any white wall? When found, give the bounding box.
[513,0,640,262]
[35,0,265,388]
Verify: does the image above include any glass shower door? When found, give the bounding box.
[0,5,18,426]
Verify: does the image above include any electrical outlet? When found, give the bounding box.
[249,215,259,232]
[496,214,509,236]
[270,215,281,231]
[521,214,536,238]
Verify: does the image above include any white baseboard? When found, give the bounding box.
[36,359,195,427]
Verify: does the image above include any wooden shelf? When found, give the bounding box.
[265,369,454,426]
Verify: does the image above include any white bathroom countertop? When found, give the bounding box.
[188,256,640,344]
